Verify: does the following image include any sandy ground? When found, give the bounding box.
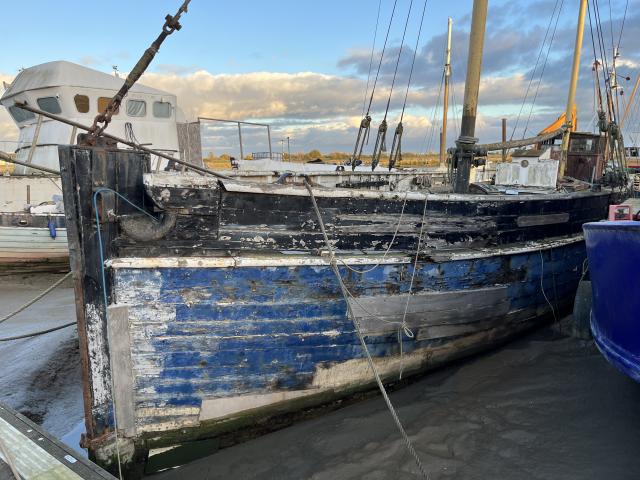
[1,274,639,479]
[153,327,640,480]
[0,273,85,451]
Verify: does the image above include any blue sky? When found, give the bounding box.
[1,0,638,154]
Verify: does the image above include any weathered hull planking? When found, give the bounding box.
[57,146,611,476]
[0,213,68,272]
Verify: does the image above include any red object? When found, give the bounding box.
[608,204,632,221]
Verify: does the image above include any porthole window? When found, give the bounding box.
[126,99,147,117]
[98,97,119,115]
[74,94,90,113]
[8,105,35,123]
[153,101,171,118]
[36,96,62,114]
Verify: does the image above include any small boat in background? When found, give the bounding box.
[583,201,640,382]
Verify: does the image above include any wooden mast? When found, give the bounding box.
[453,0,488,193]
[559,0,588,178]
[439,17,453,166]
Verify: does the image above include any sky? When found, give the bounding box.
[1,0,639,155]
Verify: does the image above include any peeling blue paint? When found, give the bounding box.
[111,241,586,429]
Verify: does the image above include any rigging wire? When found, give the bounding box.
[366,0,400,116]
[509,0,561,142]
[616,0,629,51]
[522,0,565,138]
[388,0,430,170]
[371,0,415,170]
[362,0,383,118]
[351,0,399,169]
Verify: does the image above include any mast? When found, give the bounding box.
[559,0,588,178]
[453,0,488,193]
[439,17,453,166]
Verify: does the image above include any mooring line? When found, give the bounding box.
[304,179,429,479]
[0,271,72,326]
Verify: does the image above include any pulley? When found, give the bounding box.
[388,122,403,170]
[351,115,372,170]
[370,120,388,170]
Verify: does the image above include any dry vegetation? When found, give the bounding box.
[203,150,507,170]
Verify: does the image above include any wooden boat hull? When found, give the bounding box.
[105,241,581,451]
[584,221,640,382]
[57,146,610,476]
[0,213,68,273]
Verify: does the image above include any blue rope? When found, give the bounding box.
[92,187,158,310]
[91,186,159,480]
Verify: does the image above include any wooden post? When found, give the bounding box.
[26,114,43,169]
[560,0,588,179]
[454,0,488,193]
[440,17,453,166]
[501,118,507,162]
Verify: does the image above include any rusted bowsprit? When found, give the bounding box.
[84,0,191,144]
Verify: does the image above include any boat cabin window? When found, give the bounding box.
[8,105,35,123]
[153,101,171,118]
[36,96,62,115]
[98,97,119,115]
[126,100,146,117]
[570,137,596,154]
[74,94,90,113]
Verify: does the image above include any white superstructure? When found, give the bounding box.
[1,60,182,173]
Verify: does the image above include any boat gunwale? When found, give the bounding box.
[144,172,611,203]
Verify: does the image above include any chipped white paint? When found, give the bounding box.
[199,390,318,421]
[107,236,581,269]
[107,253,412,269]
[144,172,608,202]
[85,303,111,407]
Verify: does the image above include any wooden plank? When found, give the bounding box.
[349,286,510,335]
[107,304,136,436]
[516,213,570,227]
[0,403,116,479]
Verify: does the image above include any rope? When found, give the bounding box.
[303,179,429,479]
[0,321,75,342]
[398,195,428,379]
[0,272,72,326]
[336,192,409,274]
[539,250,557,323]
[92,187,158,480]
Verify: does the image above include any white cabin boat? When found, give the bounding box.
[0,61,185,271]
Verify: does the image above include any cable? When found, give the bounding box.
[0,321,75,342]
[522,0,565,138]
[362,0,383,118]
[510,0,561,141]
[539,250,557,323]
[399,0,429,121]
[381,0,415,121]
[337,192,409,274]
[92,187,157,480]
[616,0,629,51]
[365,0,400,116]
[304,179,429,479]
[0,272,72,326]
